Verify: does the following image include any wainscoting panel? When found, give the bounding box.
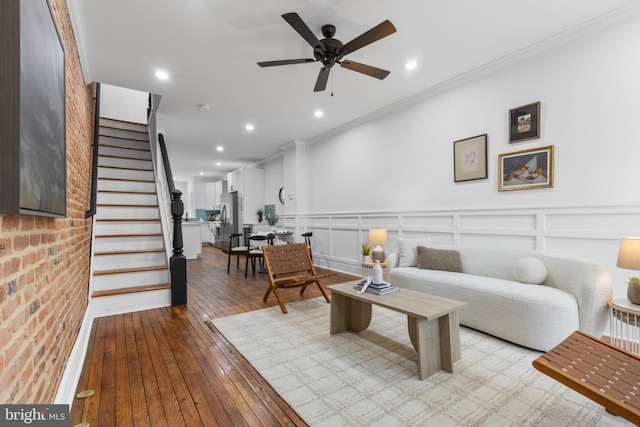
[299,204,640,301]
[400,215,454,230]
[459,214,537,231]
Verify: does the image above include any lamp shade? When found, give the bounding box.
[368,229,388,246]
[617,237,640,270]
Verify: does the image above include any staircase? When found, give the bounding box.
[90,117,171,316]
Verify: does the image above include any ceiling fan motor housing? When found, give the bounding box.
[314,25,344,67]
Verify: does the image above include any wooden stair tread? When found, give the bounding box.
[94,264,168,276]
[95,232,163,238]
[97,203,158,208]
[99,124,148,135]
[99,134,149,143]
[91,283,171,298]
[94,248,165,256]
[99,143,150,153]
[98,177,154,183]
[99,153,151,162]
[100,116,146,127]
[98,165,153,172]
[95,218,160,222]
[98,190,156,195]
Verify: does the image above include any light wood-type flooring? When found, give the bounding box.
[70,244,358,426]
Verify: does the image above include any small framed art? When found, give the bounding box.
[509,102,540,143]
[453,134,488,182]
[498,145,554,191]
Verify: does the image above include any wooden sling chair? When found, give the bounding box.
[262,243,335,314]
[532,330,640,425]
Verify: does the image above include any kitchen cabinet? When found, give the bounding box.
[228,167,264,227]
[205,182,217,210]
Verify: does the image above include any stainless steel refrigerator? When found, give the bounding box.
[218,191,238,251]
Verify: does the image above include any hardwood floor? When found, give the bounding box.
[70,245,358,426]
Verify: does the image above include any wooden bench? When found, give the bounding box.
[532,330,640,425]
[262,243,335,313]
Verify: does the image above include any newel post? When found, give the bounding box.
[170,189,187,306]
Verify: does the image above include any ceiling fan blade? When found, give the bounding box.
[338,20,396,56]
[313,67,331,92]
[282,12,325,51]
[258,58,316,67]
[340,60,390,80]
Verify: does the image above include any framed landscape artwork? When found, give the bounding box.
[498,145,554,191]
[453,134,488,182]
[0,0,66,217]
[509,102,540,143]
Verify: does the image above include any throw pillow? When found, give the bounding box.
[416,246,463,272]
[397,237,432,267]
[512,257,548,285]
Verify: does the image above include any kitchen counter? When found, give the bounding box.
[182,222,204,259]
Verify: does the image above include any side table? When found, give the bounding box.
[361,261,388,281]
[609,299,640,355]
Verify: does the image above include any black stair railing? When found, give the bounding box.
[85,82,101,218]
[158,133,187,306]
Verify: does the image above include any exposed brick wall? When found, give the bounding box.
[0,0,95,403]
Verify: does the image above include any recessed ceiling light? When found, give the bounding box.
[245,124,255,131]
[199,104,211,111]
[404,61,417,70]
[314,110,324,118]
[216,162,222,166]
[155,70,169,80]
[199,172,204,175]
[216,146,224,152]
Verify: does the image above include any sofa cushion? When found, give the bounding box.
[513,257,547,285]
[417,246,463,272]
[397,237,432,267]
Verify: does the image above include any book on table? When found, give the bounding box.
[354,279,399,295]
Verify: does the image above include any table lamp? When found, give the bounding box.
[616,237,640,304]
[369,228,388,262]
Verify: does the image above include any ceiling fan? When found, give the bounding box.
[258,13,397,92]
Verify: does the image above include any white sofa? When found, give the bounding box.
[386,241,612,351]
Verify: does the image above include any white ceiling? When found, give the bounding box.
[67,0,640,182]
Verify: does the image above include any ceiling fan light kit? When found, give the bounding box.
[258,12,396,92]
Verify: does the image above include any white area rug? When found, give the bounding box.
[211,298,630,426]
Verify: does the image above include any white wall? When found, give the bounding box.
[306,16,640,213]
[291,14,640,299]
[100,84,148,124]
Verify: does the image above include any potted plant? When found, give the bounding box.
[361,243,372,263]
[256,209,263,223]
[266,213,279,231]
[628,276,640,304]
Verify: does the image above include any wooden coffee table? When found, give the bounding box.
[327,281,468,380]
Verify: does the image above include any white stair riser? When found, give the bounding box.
[93,252,166,270]
[95,221,162,235]
[92,269,169,291]
[90,289,171,318]
[99,156,152,171]
[93,235,165,252]
[99,135,150,151]
[99,126,149,141]
[95,206,159,219]
[99,145,151,161]
[97,192,158,206]
[98,179,156,193]
[98,167,154,181]
[99,119,147,133]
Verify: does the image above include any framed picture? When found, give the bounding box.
[509,102,540,143]
[0,0,66,217]
[453,134,488,182]
[498,145,554,191]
